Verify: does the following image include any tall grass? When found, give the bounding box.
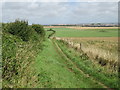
[57,38,118,71]
[56,40,118,88]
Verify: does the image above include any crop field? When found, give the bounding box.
[45,27,118,37]
[59,37,118,68]
[44,26,118,30]
[65,26,118,30]
[60,37,118,54]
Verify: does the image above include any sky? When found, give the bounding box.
[1,0,118,25]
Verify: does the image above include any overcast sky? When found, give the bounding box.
[2,1,118,25]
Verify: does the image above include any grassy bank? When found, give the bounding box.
[56,39,118,88]
[60,37,118,70]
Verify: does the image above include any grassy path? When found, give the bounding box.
[34,39,105,88]
[53,40,108,88]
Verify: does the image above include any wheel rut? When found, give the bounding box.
[52,39,110,89]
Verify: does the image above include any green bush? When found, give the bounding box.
[7,19,32,41]
[32,24,45,37]
[2,21,46,42]
[28,26,40,41]
[2,20,46,87]
[2,32,42,87]
[2,32,20,81]
[2,23,10,33]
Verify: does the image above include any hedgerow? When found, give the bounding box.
[2,19,46,87]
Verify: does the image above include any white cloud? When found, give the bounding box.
[0,2,2,22]
[28,2,39,9]
[2,2,118,24]
[1,0,119,2]
[2,0,69,2]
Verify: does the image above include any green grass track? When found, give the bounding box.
[34,39,106,88]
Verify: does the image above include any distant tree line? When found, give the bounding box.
[44,23,118,27]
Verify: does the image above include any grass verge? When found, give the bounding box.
[56,40,118,88]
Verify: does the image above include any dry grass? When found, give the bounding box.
[61,37,118,41]
[55,37,118,70]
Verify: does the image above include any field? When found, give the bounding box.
[2,1,119,88]
[46,26,118,65]
[59,37,118,69]
[44,26,118,29]
[43,26,119,88]
[45,27,118,37]
[45,26,118,62]
[2,22,119,88]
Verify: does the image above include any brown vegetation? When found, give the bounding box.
[60,37,118,41]
[54,37,118,71]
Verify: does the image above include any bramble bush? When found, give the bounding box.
[32,24,45,38]
[4,20,46,41]
[2,19,46,87]
[6,20,31,41]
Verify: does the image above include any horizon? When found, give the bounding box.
[1,21,118,25]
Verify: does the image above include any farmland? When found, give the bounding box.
[46,26,118,68]
[40,26,118,88]
[2,21,119,88]
[60,37,118,63]
[45,27,118,37]
[2,1,119,89]
[44,26,118,29]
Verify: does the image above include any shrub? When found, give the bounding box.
[2,23,10,33]
[7,19,32,41]
[28,25,40,41]
[2,20,46,87]
[32,24,45,37]
[2,33,20,80]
